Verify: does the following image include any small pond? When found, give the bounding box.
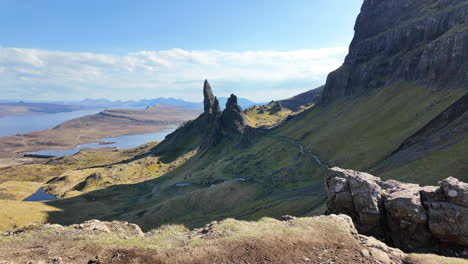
[23,187,58,202]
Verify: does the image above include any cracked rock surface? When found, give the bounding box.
[325,167,468,255]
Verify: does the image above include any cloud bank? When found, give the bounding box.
[0,47,347,102]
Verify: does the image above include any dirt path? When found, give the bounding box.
[261,132,330,168]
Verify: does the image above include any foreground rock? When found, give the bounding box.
[325,167,468,256]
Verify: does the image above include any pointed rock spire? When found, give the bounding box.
[221,94,247,134]
[203,79,216,113]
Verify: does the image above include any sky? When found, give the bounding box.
[0,0,363,102]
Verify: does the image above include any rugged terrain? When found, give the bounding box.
[0,0,466,262]
[1,214,466,264]
[325,167,468,256]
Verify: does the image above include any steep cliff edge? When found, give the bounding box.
[275,0,467,183]
[322,0,468,104]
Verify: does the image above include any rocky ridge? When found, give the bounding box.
[321,0,468,104]
[325,167,468,256]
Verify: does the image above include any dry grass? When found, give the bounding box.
[405,254,468,264]
[0,216,375,264]
[46,149,196,198]
[244,103,294,128]
[0,200,61,230]
[0,181,43,200]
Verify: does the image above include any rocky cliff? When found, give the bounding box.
[321,0,468,104]
[325,167,468,256]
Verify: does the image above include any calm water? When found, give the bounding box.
[0,109,104,137]
[23,187,57,202]
[28,129,175,156]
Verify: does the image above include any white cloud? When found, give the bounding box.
[0,47,347,102]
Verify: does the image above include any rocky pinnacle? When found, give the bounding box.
[203,79,216,114]
[221,94,247,134]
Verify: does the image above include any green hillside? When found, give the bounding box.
[276,82,467,184]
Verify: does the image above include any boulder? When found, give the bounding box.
[325,167,384,236]
[325,167,468,255]
[75,219,143,237]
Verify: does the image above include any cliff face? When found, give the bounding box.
[321,0,468,104]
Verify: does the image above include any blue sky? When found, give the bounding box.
[0,0,363,102]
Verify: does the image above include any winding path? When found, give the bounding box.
[260,132,330,169]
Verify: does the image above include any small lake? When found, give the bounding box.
[28,129,175,157]
[0,109,104,137]
[23,187,58,202]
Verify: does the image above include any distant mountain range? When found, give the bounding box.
[76,97,260,110]
[0,97,261,112]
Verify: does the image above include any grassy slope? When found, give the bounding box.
[1,82,466,232]
[244,104,293,128]
[37,133,325,231]
[244,102,313,128]
[275,82,467,183]
[379,137,468,185]
[0,200,60,230]
[0,125,326,231]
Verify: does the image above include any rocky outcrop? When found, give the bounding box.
[321,0,468,104]
[152,80,251,154]
[325,167,468,255]
[74,219,144,237]
[72,172,103,191]
[221,94,247,134]
[268,101,283,114]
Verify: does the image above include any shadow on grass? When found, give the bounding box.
[44,176,327,231]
